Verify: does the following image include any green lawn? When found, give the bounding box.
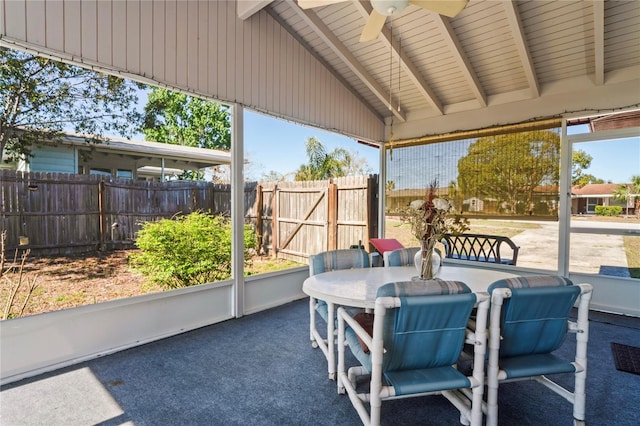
[623,235,640,279]
[384,218,539,246]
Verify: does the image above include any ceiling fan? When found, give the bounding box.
[297,0,469,42]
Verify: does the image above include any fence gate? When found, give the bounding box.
[256,175,378,263]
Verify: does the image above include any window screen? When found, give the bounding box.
[385,128,561,218]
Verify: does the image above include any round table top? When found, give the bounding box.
[302,264,519,309]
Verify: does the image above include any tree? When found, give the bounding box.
[1,47,142,163]
[261,170,285,182]
[294,137,370,181]
[385,180,396,193]
[572,150,604,186]
[633,175,640,218]
[447,180,464,214]
[169,170,205,181]
[342,149,374,176]
[457,130,560,214]
[140,87,230,150]
[613,175,640,217]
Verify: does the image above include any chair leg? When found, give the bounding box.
[326,302,336,380]
[337,312,346,394]
[573,289,590,422]
[309,297,317,347]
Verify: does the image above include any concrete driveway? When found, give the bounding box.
[510,219,638,277]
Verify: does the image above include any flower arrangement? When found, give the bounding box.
[401,181,469,279]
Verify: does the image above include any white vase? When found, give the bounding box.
[413,247,442,279]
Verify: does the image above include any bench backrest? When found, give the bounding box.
[441,233,520,265]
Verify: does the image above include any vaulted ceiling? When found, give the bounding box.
[248,0,640,140]
[1,0,638,143]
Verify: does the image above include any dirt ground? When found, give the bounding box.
[1,250,301,318]
[1,250,161,318]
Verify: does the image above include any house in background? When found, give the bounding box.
[571,183,635,215]
[1,132,230,182]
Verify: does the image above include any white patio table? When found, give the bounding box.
[303,264,519,379]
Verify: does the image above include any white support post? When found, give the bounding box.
[558,119,571,276]
[231,103,245,318]
[379,142,386,237]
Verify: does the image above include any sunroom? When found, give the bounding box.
[1,1,639,422]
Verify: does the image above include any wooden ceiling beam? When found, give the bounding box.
[291,3,407,122]
[431,14,487,107]
[593,0,605,86]
[353,1,444,115]
[503,1,540,97]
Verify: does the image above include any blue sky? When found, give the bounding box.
[243,110,380,180]
[569,125,639,184]
[575,138,639,183]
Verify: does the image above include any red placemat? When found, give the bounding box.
[369,238,405,255]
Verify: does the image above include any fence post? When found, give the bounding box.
[98,180,106,250]
[328,181,338,250]
[256,184,263,255]
[366,174,379,245]
[272,184,279,257]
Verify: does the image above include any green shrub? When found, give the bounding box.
[594,205,622,216]
[130,211,256,289]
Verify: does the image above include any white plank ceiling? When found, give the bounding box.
[1,0,639,142]
[261,0,640,140]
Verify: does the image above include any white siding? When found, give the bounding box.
[0,0,384,142]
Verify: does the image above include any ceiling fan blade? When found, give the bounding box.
[297,0,347,9]
[360,10,387,42]
[409,0,469,17]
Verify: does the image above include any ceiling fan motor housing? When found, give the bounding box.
[371,0,410,16]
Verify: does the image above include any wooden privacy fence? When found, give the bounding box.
[254,175,379,264]
[0,170,378,259]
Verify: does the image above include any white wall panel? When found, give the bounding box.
[165,0,177,84]
[0,0,384,142]
[25,0,45,47]
[97,0,113,65]
[152,0,165,81]
[4,0,25,43]
[187,0,198,89]
[126,0,140,74]
[198,0,209,93]
[112,0,127,69]
[175,2,187,87]
[140,0,154,79]
[234,5,245,102]
[216,1,227,100]
[81,0,97,61]
[226,1,237,101]
[64,0,81,56]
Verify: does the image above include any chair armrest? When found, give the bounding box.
[338,307,374,353]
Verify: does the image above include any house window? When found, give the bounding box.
[116,169,133,179]
[586,197,603,214]
[89,168,111,176]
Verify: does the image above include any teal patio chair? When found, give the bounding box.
[309,248,370,379]
[337,280,490,426]
[382,246,420,267]
[485,276,593,426]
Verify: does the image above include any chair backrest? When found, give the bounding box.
[375,280,476,371]
[383,247,420,267]
[309,248,370,276]
[488,275,580,357]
